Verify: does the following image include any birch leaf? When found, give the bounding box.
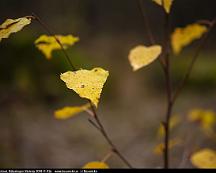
[171,24,207,54]
[191,149,216,169]
[54,103,90,120]
[188,109,216,132]
[60,68,109,107]
[128,45,162,71]
[35,35,79,59]
[83,161,109,169]
[152,0,174,13]
[0,17,31,42]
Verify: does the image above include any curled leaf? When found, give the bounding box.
[54,103,90,120]
[0,17,31,42]
[83,161,109,169]
[171,24,207,54]
[35,34,79,59]
[154,138,181,155]
[152,0,174,13]
[128,45,162,71]
[191,149,216,169]
[60,68,109,107]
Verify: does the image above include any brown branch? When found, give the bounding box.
[30,13,133,168]
[162,8,173,169]
[172,18,216,104]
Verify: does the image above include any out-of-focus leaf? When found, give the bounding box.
[171,24,207,54]
[83,161,109,169]
[154,138,181,155]
[0,17,31,42]
[158,115,181,137]
[188,109,216,132]
[54,103,90,120]
[60,68,109,107]
[35,34,79,59]
[191,149,216,169]
[152,0,174,13]
[128,45,162,71]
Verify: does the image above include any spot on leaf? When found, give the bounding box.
[128,45,162,71]
[83,161,109,169]
[60,68,109,107]
[171,24,207,54]
[54,103,90,120]
[35,34,79,59]
[191,149,216,169]
[0,17,31,42]
[152,0,174,13]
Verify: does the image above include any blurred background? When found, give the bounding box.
[0,0,216,168]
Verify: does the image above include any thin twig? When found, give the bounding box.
[162,7,173,169]
[172,18,216,104]
[89,103,133,168]
[136,0,155,44]
[101,150,114,163]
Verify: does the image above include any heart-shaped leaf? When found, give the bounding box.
[60,68,109,107]
[128,45,162,71]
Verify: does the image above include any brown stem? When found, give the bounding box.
[162,9,173,169]
[30,13,132,168]
[89,103,133,168]
[172,18,216,104]
[136,0,155,44]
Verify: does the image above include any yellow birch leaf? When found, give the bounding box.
[128,45,162,71]
[158,115,181,137]
[171,24,207,54]
[0,17,31,42]
[152,0,174,13]
[35,34,79,59]
[191,149,216,169]
[83,161,109,169]
[54,103,90,120]
[154,138,181,155]
[60,68,109,107]
[188,109,216,132]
